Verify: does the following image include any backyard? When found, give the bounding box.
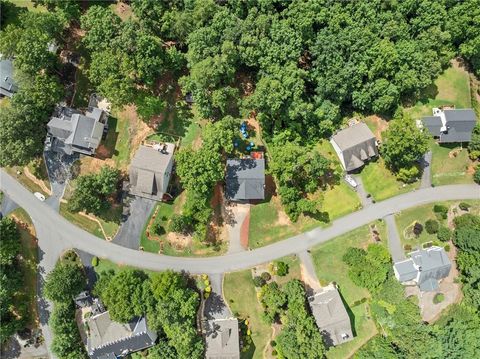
[310,222,387,358]
[395,200,480,252]
[430,142,475,186]
[223,270,272,359]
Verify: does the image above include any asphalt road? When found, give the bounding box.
[2,169,479,275]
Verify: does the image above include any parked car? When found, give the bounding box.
[34,192,46,201]
[344,175,358,189]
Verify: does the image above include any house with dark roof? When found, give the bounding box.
[205,318,240,359]
[128,143,175,201]
[86,311,157,359]
[46,104,108,156]
[330,123,378,172]
[225,157,265,201]
[308,284,353,347]
[393,246,451,292]
[421,108,476,143]
[0,58,18,98]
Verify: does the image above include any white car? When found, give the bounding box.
[344,175,358,189]
[34,192,46,201]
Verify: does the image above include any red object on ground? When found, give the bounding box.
[250,151,264,159]
[240,210,250,249]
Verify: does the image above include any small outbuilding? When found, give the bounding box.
[422,108,476,143]
[225,157,265,201]
[393,246,451,292]
[205,318,240,359]
[128,143,175,201]
[308,283,353,347]
[0,58,18,98]
[330,123,378,172]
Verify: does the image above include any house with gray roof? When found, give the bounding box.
[86,311,157,359]
[308,283,353,347]
[422,108,476,143]
[330,123,378,172]
[46,104,107,156]
[393,246,451,292]
[205,318,240,359]
[128,143,175,201]
[225,158,265,201]
[0,58,18,98]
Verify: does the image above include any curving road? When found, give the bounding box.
[2,169,479,274]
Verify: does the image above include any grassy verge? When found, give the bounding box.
[404,64,471,118]
[59,203,104,239]
[224,270,272,359]
[360,159,418,202]
[430,142,474,186]
[395,200,480,251]
[274,255,302,286]
[8,208,39,329]
[4,166,50,197]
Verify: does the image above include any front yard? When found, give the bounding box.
[223,270,272,359]
[310,222,387,358]
[395,200,480,252]
[430,142,475,186]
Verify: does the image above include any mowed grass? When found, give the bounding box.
[311,223,384,358]
[395,200,480,251]
[360,159,418,202]
[323,182,362,218]
[224,270,271,359]
[404,65,471,118]
[275,255,302,286]
[4,166,50,197]
[8,208,40,329]
[59,202,104,239]
[431,143,474,186]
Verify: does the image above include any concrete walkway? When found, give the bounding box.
[353,175,373,207]
[226,203,249,254]
[420,151,432,189]
[298,250,322,294]
[385,214,405,262]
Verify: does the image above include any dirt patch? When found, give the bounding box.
[466,163,476,175]
[166,232,192,250]
[79,157,115,176]
[119,104,154,162]
[112,1,133,21]
[23,167,52,195]
[271,196,291,226]
[240,211,250,250]
[246,115,261,136]
[366,115,388,140]
[448,148,462,158]
[236,72,255,97]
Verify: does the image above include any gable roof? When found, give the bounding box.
[205,318,240,359]
[0,58,18,97]
[128,144,175,201]
[308,284,353,347]
[226,158,265,200]
[331,123,378,171]
[87,312,157,359]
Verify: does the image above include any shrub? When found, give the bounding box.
[444,244,450,252]
[272,349,278,356]
[152,222,165,235]
[425,219,439,234]
[458,202,471,211]
[91,256,99,267]
[397,165,419,183]
[433,293,445,304]
[261,272,272,281]
[413,222,423,236]
[275,261,289,276]
[437,226,452,242]
[404,244,412,251]
[253,276,266,288]
[168,214,193,234]
[474,166,480,184]
[433,204,448,219]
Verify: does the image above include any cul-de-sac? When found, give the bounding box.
[1,1,479,359]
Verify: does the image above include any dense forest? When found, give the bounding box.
[0,0,479,167]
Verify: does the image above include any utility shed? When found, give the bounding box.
[205,318,240,359]
[128,143,175,201]
[422,108,476,143]
[393,246,451,292]
[308,284,353,347]
[0,58,18,98]
[225,158,265,201]
[87,312,157,359]
[330,123,378,172]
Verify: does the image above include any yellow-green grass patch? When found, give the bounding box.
[431,143,475,186]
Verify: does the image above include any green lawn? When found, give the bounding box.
[59,203,104,239]
[8,208,39,329]
[404,65,471,118]
[323,182,362,218]
[360,159,419,202]
[275,255,302,286]
[431,142,474,186]
[395,200,480,252]
[107,112,132,169]
[224,270,272,359]
[4,166,50,197]
[311,223,385,304]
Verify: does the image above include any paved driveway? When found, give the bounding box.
[204,273,231,320]
[420,151,432,188]
[385,214,405,262]
[112,197,156,249]
[1,194,18,216]
[1,170,478,274]
[43,151,78,211]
